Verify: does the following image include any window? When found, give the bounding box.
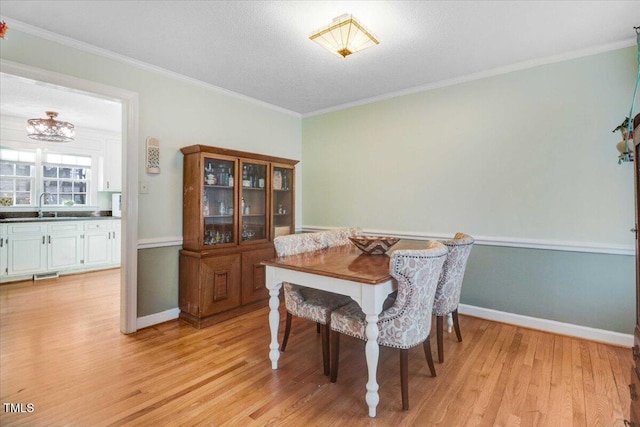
[0,149,94,208]
[42,153,91,206]
[0,149,36,206]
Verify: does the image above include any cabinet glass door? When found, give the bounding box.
[203,156,236,246]
[239,159,268,243]
[272,165,294,238]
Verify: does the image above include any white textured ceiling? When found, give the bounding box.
[0,1,638,116]
[0,73,122,133]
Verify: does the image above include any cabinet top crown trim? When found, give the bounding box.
[180,145,299,166]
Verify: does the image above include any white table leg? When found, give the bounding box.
[364,313,380,417]
[267,277,282,370]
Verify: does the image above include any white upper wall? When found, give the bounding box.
[302,46,637,249]
[0,29,302,241]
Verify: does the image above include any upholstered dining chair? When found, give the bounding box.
[273,231,354,376]
[329,242,448,411]
[319,227,361,248]
[433,233,474,363]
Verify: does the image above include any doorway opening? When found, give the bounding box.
[1,59,139,333]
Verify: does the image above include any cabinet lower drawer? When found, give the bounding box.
[241,247,274,305]
[200,253,242,316]
[179,252,242,318]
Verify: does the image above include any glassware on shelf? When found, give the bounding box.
[241,224,256,241]
[203,192,210,216]
[204,230,214,245]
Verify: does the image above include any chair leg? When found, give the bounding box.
[321,324,330,376]
[436,315,444,363]
[452,309,462,342]
[281,312,292,352]
[423,335,437,377]
[330,330,340,383]
[317,323,321,334]
[400,348,409,411]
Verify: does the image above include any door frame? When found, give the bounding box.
[1,59,139,333]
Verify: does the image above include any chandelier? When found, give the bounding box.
[309,14,379,58]
[26,111,75,143]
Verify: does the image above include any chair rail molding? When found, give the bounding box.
[137,236,183,249]
[302,226,635,256]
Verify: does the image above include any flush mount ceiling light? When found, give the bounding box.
[26,111,75,143]
[309,14,379,58]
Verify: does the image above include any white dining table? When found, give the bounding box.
[262,240,427,417]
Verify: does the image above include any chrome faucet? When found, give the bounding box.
[38,192,50,218]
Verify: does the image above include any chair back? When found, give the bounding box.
[274,227,360,256]
[378,241,448,349]
[432,233,474,316]
[319,227,361,248]
[274,233,326,257]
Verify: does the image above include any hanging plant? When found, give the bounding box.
[612,117,630,135]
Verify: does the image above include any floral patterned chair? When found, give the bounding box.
[319,227,361,248]
[329,241,448,411]
[273,229,356,376]
[432,233,474,363]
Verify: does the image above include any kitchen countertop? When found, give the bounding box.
[0,214,119,223]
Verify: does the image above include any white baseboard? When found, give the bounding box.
[458,304,633,347]
[136,307,180,330]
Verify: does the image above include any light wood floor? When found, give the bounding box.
[0,269,632,426]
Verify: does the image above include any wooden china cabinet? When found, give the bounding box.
[632,113,640,425]
[179,145,297,328]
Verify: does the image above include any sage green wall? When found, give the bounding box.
[137,247,180,316]
[302,47,638,333]
[1,29,302,317]
[463,245,635,334]
[303,47,636,245]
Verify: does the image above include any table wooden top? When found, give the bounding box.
[261,239,430,284]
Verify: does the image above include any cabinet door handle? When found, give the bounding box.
[42,235,45,245]
[48,235,51,244]
[631,227,638,235]
[630,383,638,401]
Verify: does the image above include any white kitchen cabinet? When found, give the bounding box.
[84,220,121,267]
[111,220,121,264]
[0,219,121,283]
[47,222,83,271]
[84,221,111,266]
[101,138,122,191]
[6,223,48,276]
[0,225,6,278]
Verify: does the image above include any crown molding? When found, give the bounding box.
[302,37,637,118]
[1,18,301,119]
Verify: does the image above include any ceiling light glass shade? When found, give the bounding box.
[310,14,379,58]
[26,111,75,143]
